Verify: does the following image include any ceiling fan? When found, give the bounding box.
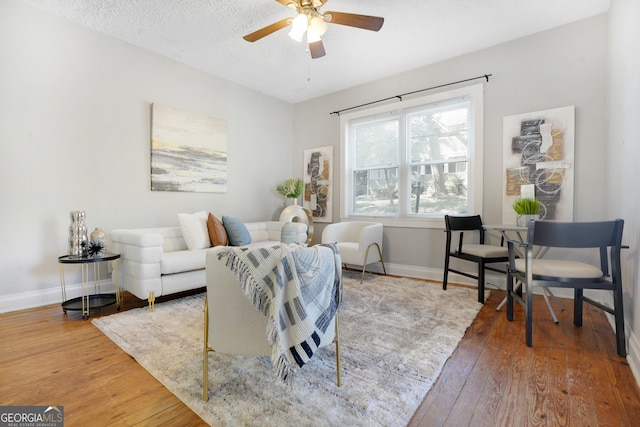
[243,0,384,59]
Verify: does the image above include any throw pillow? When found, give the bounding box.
[178,211,211,250]
[207,213,229,246]
[222,216,252,246]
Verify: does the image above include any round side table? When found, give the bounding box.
[58,253,121,320]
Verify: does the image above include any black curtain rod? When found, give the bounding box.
[329,73,492,116]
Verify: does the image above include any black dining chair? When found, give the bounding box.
[443,215,509,304]
[506,219,626,357]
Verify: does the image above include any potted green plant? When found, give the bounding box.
[512,197,542,226]
[277,178,304,205]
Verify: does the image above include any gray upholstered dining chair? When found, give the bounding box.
[506,219,626,357]
[443,214,509,303]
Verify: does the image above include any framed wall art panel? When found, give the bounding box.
[502,105,575,223]
[303,146,333,222]
[151,103,227,193]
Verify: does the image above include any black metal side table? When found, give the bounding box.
[58,253,121,320]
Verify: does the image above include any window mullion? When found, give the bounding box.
[398,111,410,217]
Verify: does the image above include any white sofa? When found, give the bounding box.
[109,221,308,308]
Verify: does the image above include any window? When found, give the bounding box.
[340,84,484,228]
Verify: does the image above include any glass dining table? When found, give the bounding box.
[483,224,564,322]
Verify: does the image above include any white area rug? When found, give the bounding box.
[92,272,484,426]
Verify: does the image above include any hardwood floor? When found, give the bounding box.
[1,286,639,426]
[409,289,640,427]
[0,291,206,427]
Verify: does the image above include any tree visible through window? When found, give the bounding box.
[407,101,470,215]
[341,84,483,224]
[352,118,399,215]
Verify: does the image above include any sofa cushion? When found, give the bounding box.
[245,222,269,242]
[222,216,252,246]
[207,213,229,246]
[178,211,211,250]
[161,249,207,275]
[160,227,189,252]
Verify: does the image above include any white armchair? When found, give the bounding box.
[321,221,387,283]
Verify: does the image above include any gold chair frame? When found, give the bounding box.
[353,242,387,283]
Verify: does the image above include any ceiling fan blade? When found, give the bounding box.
[323,11,384,31]
[243,18,292,42]
[309,40,326,59]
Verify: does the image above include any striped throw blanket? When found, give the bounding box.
[218,243,342,382]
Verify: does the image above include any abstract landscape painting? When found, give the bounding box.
[151,103,227,193]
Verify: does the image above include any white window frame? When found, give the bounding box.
[339,83,484,229]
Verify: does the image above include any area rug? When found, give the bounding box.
[92,272,484,426]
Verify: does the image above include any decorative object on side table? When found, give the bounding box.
[512,197,541,226]
[89,227,106,257]
[277,178,314,244]
[68,210,88,257]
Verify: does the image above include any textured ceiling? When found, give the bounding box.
[21,0,610,104]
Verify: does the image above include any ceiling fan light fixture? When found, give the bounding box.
[242,0,384,58]
[306,29,322,43]
[291,13,308,32]
[288,13,308,42]
[309,15,327,36]
[288,28,305,42]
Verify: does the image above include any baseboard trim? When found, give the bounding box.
[0,279,115,314]
[627,331,640,386]
[0,263,596,310]
[363,261,490,285]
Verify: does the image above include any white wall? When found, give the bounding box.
[295,14,608,280]
[0,0,295,310]
[607,0,640,379]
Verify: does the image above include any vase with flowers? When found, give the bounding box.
[277,178,313,244]
[277,178,304,205]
